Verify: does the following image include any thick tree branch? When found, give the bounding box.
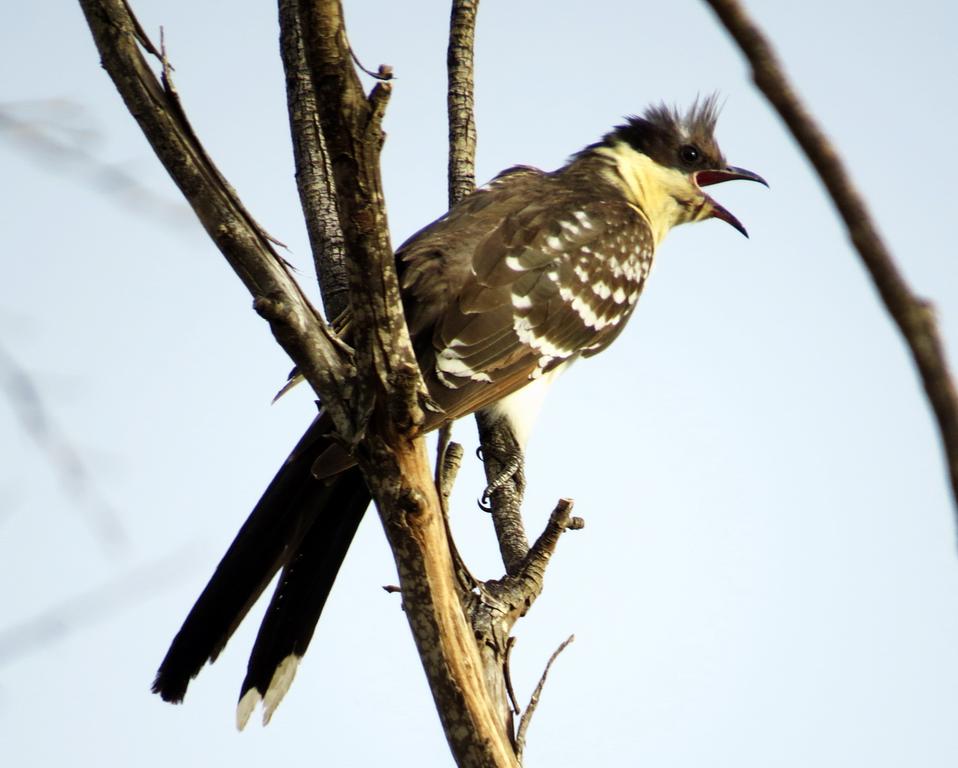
[297,1,427,434]
[278,0,348,321]
[78,0,355,439]
[703,0,958,521]
[295,3,519,765]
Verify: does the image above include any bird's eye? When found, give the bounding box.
[679,145,701,165]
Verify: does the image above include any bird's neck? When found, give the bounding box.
[585,142,702,247]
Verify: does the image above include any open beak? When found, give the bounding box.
[694,166,768,238]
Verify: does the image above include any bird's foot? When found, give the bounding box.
[479,451,524,510]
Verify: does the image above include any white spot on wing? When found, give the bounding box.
[546,235,562,250]
[512,292,533,310]
[515,317,577,358]
[436,349,493,382]
[434,367,460,389]
[571,294,601,328]
[573,210,594,229]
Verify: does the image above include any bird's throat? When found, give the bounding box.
[596,142,700,247]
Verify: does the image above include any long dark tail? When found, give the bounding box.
[151,416,370,721]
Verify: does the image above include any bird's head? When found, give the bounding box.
[592,96,766,243]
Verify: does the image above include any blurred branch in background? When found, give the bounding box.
[0,100,197,235]
[0,546,203,666]
[703,0,958,526]
[0,341,127,553]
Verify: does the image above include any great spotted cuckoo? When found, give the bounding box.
[152,98,765,727]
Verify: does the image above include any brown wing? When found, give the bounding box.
[397,165,547,338]
[409,174,656,422]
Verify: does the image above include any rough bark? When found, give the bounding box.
[447,0,479,208]
[290,3,523,765]
[278,0,349,321]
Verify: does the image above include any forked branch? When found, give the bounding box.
[81,0,577,764]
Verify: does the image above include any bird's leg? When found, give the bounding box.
[475,410,529,574]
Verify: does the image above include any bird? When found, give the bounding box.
[151,97,765,728]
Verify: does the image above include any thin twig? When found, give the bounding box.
[515,634,575,760]
[349,46,394,81]
[447,0,479,207]
[503,636,520,715]
[703,0,958,525]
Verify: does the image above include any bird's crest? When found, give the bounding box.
[606,94,726,171]
[641,94,723,144]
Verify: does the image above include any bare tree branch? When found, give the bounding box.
[78,0,356,440]
[277,0,349,321]
[296,1,430,436]
[447,0,479,208]
[703,0,958,523]
[81,1,570,763]
[515,634,575,761]
[291,3,520,765]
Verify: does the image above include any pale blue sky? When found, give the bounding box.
[2,2,957,766]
